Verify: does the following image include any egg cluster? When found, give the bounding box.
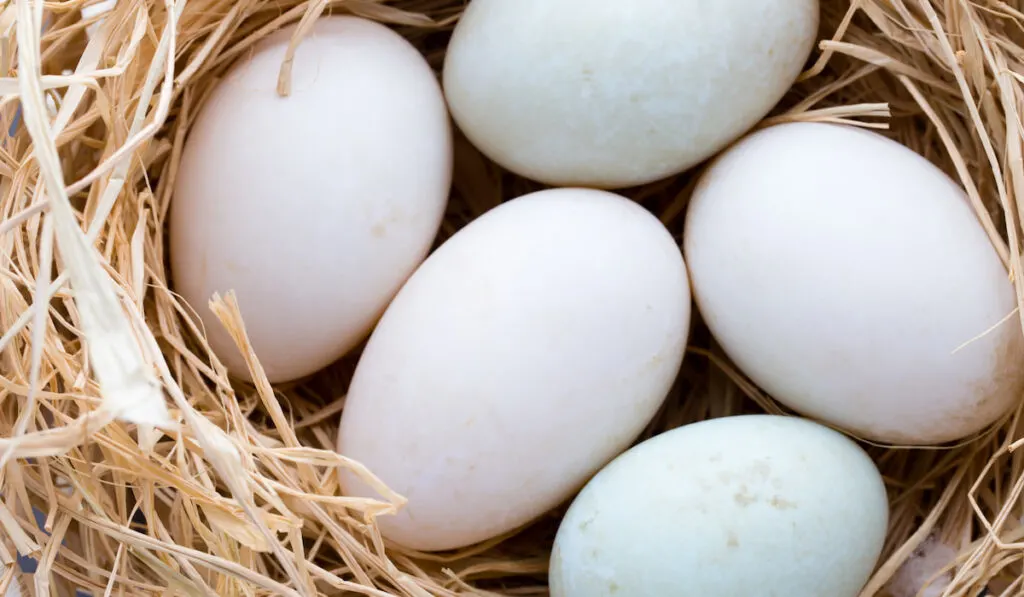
[168,2,1024,596]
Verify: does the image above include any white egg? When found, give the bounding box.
[550,415,889,597]
[442,0,818,189]
[170,16,451,382]
[337,188,690,551]
[683,122,1024,444]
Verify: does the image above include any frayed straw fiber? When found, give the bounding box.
[0,0,1022,595]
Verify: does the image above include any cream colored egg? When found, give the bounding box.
[550,415,889,597]
[442,0,818,189]
[337,188,690,551]
[684,122,1024,444]
[170,16,451,383]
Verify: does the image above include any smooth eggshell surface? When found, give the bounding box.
[549,415,889,597]
[170,16,451,383]
[442,0,818,189]
[337,188,690,551]
[684,122,1024,444]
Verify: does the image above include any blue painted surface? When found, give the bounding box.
[14,507,46,574]
[13,507,92,595]
[6,104,20,138]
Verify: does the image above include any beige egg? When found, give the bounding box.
[338,188,690,551]
[443,0,818,188]
[170,16,452,382]
[683,122,1024,444]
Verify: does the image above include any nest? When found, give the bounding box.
[2,0,1024,595]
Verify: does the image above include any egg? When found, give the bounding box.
[683,122,1024,444]
[442,0,818,189]
[170,16,452,382]
[337,188,690,551]
[549,414,889,597]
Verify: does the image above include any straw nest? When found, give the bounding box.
[1,0,1024,595]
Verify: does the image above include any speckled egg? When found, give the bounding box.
[550,415,889,597]
[442,0,818,188]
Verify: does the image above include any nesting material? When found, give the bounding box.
[888,535,957,597]
[1,0,1024,596]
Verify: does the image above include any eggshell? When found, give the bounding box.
[170,16,452,382]
[549,415,889,597]
[683,122,1024,444]
[442,0,818,189]
[337,188,690,551]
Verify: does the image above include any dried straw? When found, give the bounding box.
[1,0,1023,595]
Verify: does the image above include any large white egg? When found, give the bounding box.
[337,188,690,551]
[550,415,889,597]
[170,16,451,382]
[684,122,1024,444]
[442,0,818,189]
